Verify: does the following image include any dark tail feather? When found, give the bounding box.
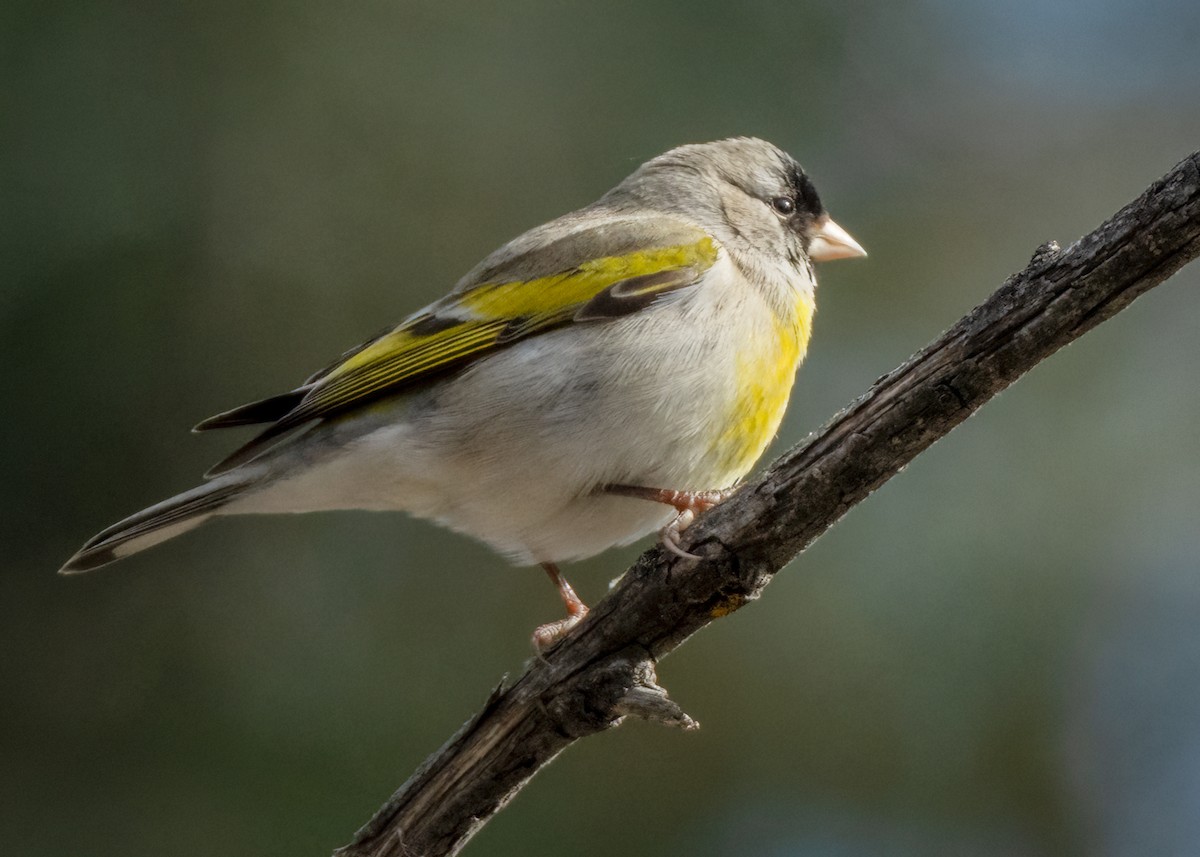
[59,477,249,574]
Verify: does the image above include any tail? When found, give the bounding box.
[59,475,252,574]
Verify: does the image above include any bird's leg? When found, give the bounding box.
[530,485,734,650]
[531,562,590,651]
[604,484,737,560]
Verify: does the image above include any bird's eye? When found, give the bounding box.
[771,196,795,215]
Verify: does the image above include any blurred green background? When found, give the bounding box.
[4,2,1199,855]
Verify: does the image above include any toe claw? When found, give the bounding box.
[532,608,587,652]
[661,537,701,561]
[660,509,701,560]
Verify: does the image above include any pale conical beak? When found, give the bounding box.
[807,216,867,262]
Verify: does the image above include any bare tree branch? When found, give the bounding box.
[335,152,1200,857]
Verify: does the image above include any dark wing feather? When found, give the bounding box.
[193,390,308,431]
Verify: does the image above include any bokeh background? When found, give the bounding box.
[4,2,1200,855]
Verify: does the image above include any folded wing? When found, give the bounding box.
[197,226,718,475]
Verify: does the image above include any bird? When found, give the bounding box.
[60,137,865,646]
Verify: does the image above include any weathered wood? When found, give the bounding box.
[336,151,1200,857]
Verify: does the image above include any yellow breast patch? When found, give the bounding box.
[709,293,815,484]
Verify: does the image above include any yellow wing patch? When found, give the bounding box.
[304,238,717,416]
[457,240,716,320]
[307,320,509,417]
